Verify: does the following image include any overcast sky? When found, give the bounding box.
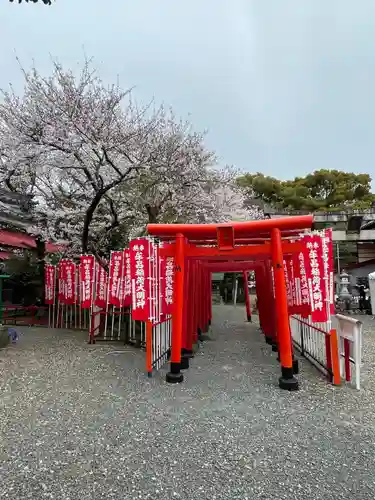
[1,0,375,183]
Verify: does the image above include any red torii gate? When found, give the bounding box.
[204,261,259,322]
[147,215,313,391]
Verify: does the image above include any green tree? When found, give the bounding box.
[237,170,375,212]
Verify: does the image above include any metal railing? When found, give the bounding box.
[290,315,340,384]
[2,305,49,327]
[88,308,139,345]
[146,315,172,376]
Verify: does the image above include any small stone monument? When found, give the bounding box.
[338,269,352,312]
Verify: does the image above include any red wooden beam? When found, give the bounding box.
[217,225,235,250]
[205,262,259,272]
[185,241,302,258]
[147,215,313,239]
[189,238,268,245]
[156,231,302,244]
[159,241,302,259]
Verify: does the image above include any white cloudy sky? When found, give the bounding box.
[1,0,374,183]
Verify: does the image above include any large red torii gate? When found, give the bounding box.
[147,215,313,391]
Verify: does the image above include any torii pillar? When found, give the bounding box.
[166,233,185,384]
[271,228,298,391]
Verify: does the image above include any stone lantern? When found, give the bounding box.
[338,269,352,312]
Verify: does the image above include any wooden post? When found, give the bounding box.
[166,233,185,383]
[329,328,341,386]
[146,320,153,377]
[271,228,299,391]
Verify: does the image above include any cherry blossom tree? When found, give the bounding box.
[0,58,164,259]
[0,57,263,264]
[118,110,263,230]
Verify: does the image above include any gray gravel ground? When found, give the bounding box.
[1,306,375,499]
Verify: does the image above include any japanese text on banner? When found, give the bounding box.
[76,264,81,305]
[44,265,56,305]
[283,259,293,306]
[130,239,150,321]
[57,260,65,303]
[162,252,174,315]
[322,228,335,315]
[95,265,108,309]
[108,251,123,307]
[122,249,132,308]
[288,258,296,306]
[58,260,69,304]
[304,234,327,322]
[80,255,95,309]
[298,242,311,310]
[64,260,76,305]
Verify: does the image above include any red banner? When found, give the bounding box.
[322,228,335,315]
[283,259,293,306]
[304,234,327,322]
[57,261,64,303]
[95,265,108,309]
[122,249,132,307]
[297,244,310,310]
[75,264,81,305]
[45,264,56,305]
[130,239,150,321]
[108,251,124,307]
[58,260,69,304]
[64,260,76,305]
[270,264,275,298]
[292,254,300,305]
[80,255,95,309]
[161,252,174,315]
[288,257,296,306]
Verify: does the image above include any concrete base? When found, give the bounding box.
[293,359,299,374]
[166,372,184,384]
[279,366,299,391]
[182,348,194,359]
[180,356,190,370]
[279,376,299,391]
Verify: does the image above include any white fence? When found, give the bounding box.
[290,314,363,389]
[335,314,362,390]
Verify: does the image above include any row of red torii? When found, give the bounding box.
[46,216,333,390]
[146,214,316,391]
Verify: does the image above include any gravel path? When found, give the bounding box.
[0,306,375,499]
